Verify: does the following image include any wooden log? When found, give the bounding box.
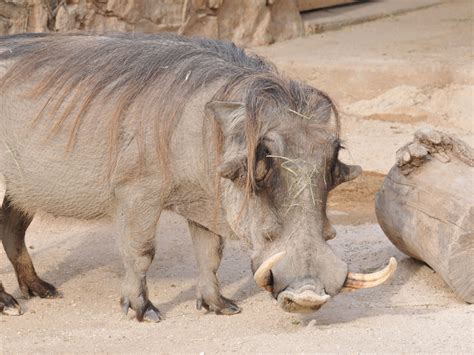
[375,128,474,303]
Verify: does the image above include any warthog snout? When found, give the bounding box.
[253,252,397,313]
[277,281,331,313]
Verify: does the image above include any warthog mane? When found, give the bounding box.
[0,32,338,192]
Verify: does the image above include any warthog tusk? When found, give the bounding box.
[254,251,286,292]
[343,257,397,290]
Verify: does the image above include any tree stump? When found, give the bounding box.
[375,128,474,303]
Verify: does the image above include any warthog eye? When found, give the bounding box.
[328,142,361,188]
[328,141,344,186]
[255,159,269,182]
[255,143,273,189]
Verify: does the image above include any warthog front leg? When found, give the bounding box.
[0,282,21,315]
[1,199,58,301]
[115,185,162,322]
[188,221,240,315]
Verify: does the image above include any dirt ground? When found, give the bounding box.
[1,1,473,353]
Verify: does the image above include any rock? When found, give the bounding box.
[0,0,304,47]
[0,0,49,34]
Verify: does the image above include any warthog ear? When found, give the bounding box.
[208,101,247,183]
[206,101,246,137]
[332,161,362,187]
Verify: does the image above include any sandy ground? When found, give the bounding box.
[255,0,474,173]
[1,1,473,353]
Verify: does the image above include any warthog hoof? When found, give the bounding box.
[121,297,163,322]
[0,289,23,316]
[196,294,241,315]
[20,278,59,299]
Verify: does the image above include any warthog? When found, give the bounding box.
[0,33,395,321]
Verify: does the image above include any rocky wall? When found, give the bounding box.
[0,0,304,47]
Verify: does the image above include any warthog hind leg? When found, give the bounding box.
[188,221,240,315]
[1,199,58,300]
[116,186,162,322]
[0,282,22,315]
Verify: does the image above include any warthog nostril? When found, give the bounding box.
[277,287,331,313]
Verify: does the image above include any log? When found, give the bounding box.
[375,128,474,303]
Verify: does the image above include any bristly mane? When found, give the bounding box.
[0,32,338,188]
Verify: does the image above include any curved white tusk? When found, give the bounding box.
[343,257,397,289]
[253,251,286,292]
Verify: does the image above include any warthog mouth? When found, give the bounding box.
[254,252,397,313]
[277,284,330,313]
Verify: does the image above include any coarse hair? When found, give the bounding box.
[0,32,339,192]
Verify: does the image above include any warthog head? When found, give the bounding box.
[208,77,396,313]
